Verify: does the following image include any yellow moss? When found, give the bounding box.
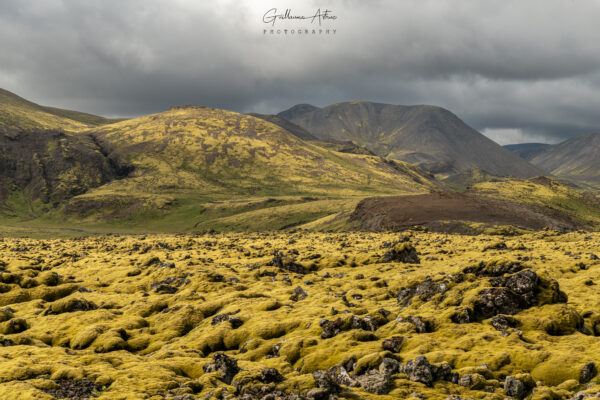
[71,325,107,349]
[0,231,596,398]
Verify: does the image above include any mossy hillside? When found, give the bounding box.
[0,231,598,398]
[88,106,436,197]
[470,178,600,227]
[0,89,102,133]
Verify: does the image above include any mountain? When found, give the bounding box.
[1,90,440,231]
[278,101,543,177]
[249,112,375,155]
[528,132,600,184]
[0,88,121,132]
[247,113,318,140]
[87,106,435,197]
[504,143,551,160]
[43,105,437,229]
[0,89,129,215]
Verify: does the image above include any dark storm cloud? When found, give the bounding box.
[1,0,600,144]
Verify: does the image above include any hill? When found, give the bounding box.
[504,142,551,160]
[528,132,600,186]
[247,113,318,141]
[88,106,435,197]
[29,106,437,232]
[0,90,440,231]
[0,89,131,216]
[312,176,600,233]
[250,112,374,155]
[278,101,543,177]
[0,88,120,132]
[442,167,504,192]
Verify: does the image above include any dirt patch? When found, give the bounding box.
[349,191,582,232]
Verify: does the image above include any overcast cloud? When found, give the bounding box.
[1,0,599,144]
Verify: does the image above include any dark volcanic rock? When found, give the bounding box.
[382,336,404,352]
[397,276,452,307]
[450,307,473,324]
[202,353,240,385]
[290,286,308,301]
[320,318,343,339]
[356,370,392,394]
[475,287,525,319]
[379,357,401,375]
[41,379,101,400]
[404,356,434,386]
[312,369,341,394]
[504,375,534,400]
[211,310,243,329]
[397,316,433,333]
[326,365,357,387]
[472,270,565,320]
[260,367,284,383]
[272,251,305,274]
[491,314,519,334]
[320,315,380,339]
[580,362,597,384]
[403,356,457,386]
[381,242,420,264]
[463,261,523,277]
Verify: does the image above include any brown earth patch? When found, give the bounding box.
[349,191,582,232]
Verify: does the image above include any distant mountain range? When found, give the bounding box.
[277,101,543,177]
[503,143,551,160]
[505,135,600,186]
[0,89,436,224]
[2,87,600,232]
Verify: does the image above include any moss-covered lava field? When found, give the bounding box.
[0,231,599,399]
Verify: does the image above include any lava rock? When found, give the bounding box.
[260,367,284,383]
[397,316,432,333]
[203,353,240,385]
[504,375,535,400]
[312,369,341,394]
[320,318,343,339]
[272,251,305,274]
[491,314,518,334]
[580,362,597,384]
[450,307,473,324]
[290,286,308,301]
[404,356,434,386]
[41,379,101,400]
[381,242,420,264]
[382,336,404,353]
[474,287,526,319]
[379,357,401,375]
[356,370,392,394]
[463,261,523,277]
[326,365,357,387]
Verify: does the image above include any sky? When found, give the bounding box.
[1,0,599,145]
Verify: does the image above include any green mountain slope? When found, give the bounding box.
[0,88,120,132]
[0,90,441,232]
[27,105,436,231]
[278,101,543,177]
[87,105,435,197]
[0,89,130,216]
[247,113,318,140]
[528,132,600,185]
[504,142,551,160]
